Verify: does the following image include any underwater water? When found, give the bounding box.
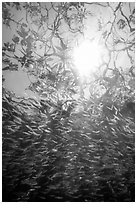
[2,97,135,202]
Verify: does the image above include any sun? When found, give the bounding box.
[73,39,102,77]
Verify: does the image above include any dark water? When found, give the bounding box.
[2,99,135,202]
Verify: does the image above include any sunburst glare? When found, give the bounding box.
[73,39,103,77]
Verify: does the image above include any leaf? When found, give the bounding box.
[102,31,107,39]
[2,76,5,82]
[10,64,18,71]
[21,27,28,36]
[60,40,67,50]
[63,70,71,76]
[68,88,77,94]
[3,58,10,64]
[117,19,126,29]
[17,30,24,38]
[13,2,21,10]
[55,46,63,51]
[3,66,10,71]
[47,57,53,62]
[7,44,15,52]
[21,39,26,46]
[3,64,18,71]
[17,27,28,38]
[12,36,20,43]
[2,52,5,56]
[22,23,27,27]
[26,35,34,43]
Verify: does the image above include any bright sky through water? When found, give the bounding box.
[73,39,104,77]
[2,2,134,98]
